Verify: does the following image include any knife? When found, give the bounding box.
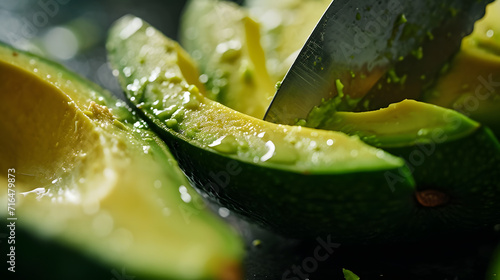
[263,0,492,126]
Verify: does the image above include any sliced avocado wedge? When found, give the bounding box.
[320,99,480,147]
[321,99,500,232]
[107,15,416,242]
[180,0,275,119]
[0,43,243,279]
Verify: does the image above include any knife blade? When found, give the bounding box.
[263,0,491,126]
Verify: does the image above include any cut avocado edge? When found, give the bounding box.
[0,42,243,279]
[319,99,482,148]
[107,15,418,240]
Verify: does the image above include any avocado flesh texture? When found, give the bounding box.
[424,0,500,137]
[0,44,243,279]
[181,0,275,119]
[107,15,419,241]
[320,99,480,148]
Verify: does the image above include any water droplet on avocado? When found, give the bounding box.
[208,135,239,154]
[20,187,48,200]
[179,185,192,203]
[486,29,494,38]
[148,66,162,82]
[123,66,134,78]
[309,140,318,149]
[199,74,209,84]
[218,207,230,218]
[145,26,156,37]
[181,193,192,203]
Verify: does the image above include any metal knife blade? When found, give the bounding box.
[263,0,491,125]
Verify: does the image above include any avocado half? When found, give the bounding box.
[0,43,243,279]
[107,15,500,243]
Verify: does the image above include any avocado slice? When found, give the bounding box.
[0,43,243,279]
[107,15,416,242]
[322,99,500,232]
[320,99,480,147]
[424,0,500,137]
[180,0,275,119]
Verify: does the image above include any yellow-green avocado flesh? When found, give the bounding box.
[0,43,243,280]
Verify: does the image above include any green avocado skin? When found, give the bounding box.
[149,120,415,242]
[385,126,500,234]
[167,124,500,241]
[14,228,192,280]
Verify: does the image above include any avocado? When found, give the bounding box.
[320,99,500,232]
[0,43,243,279]
[107,15,417,242]
[424,0,500,137]
[180,0,275,119]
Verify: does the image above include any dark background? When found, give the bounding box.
[1,0,499,279]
